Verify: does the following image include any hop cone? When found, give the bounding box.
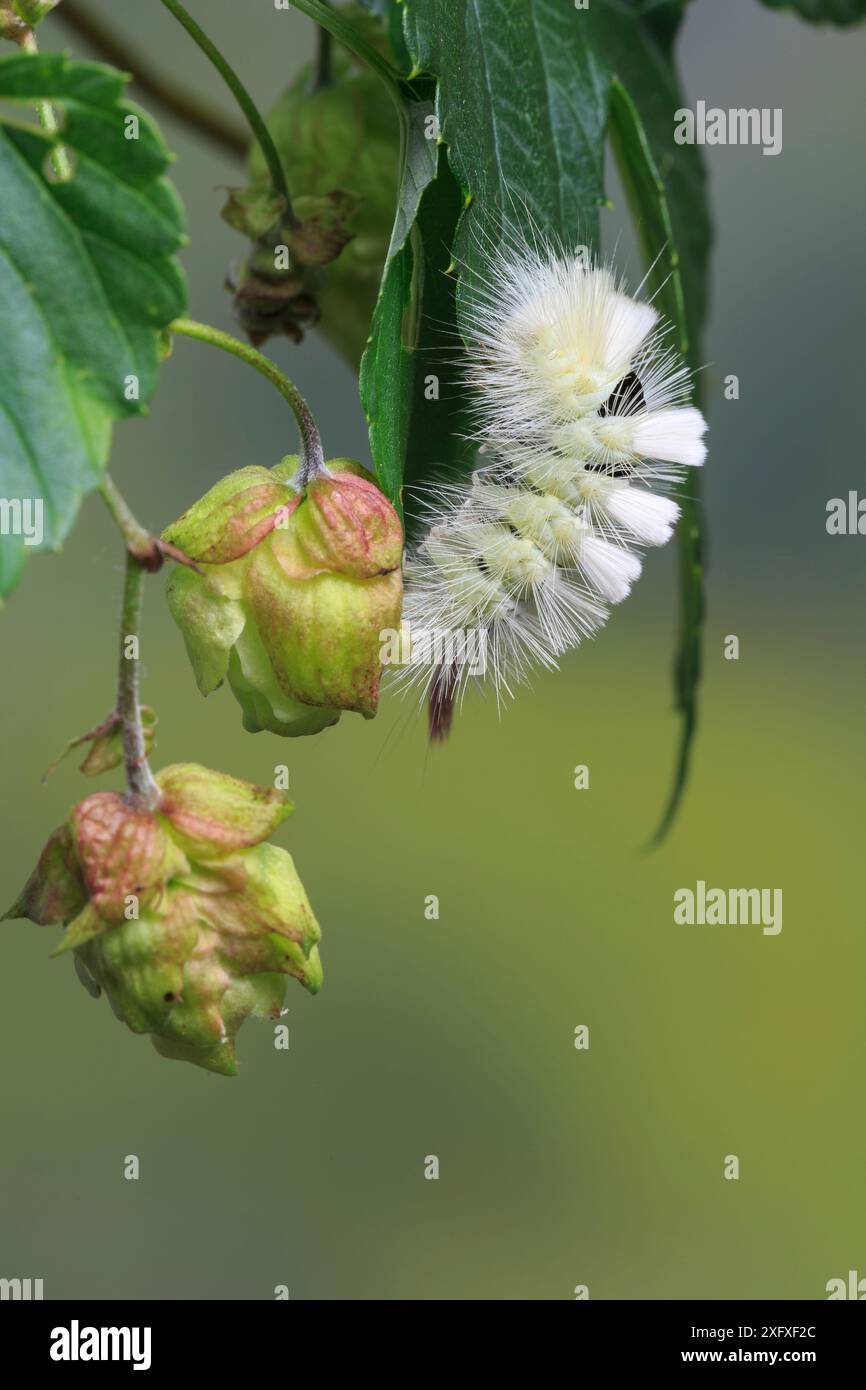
[231,25,399,363]
[4,764,322,1075]
[162,457,403,737]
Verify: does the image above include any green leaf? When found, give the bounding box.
[385,99,438,260]
[371,4,706,516]
[372,0,610,511]
[608,77,690,371]
[401,156,475,508]
[358,233,417,509]
[756,0,866,22]
[404,0,610,306]
[584,6,712,842]
[359,96,437,506]
[287,0,406,88]
[608,79,706,844]
[0,52,187,598]
[581,6,712,364]
[397,2,712,837]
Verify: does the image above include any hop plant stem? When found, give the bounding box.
[157,0,297,224]
[3,19,73,179]
[170,317,326,482]
[99,474,200,573]
[99,475,154,562]
[97,478,199,803]
[314,26,333,92]
[116,553,160,808]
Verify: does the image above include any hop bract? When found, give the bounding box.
[162,457,404,737]
[3,764,322,1075]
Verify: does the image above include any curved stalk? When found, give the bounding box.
[157,0,296,221]
[170,316,326,481]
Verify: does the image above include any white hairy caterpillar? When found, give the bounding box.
[399,232,708,737]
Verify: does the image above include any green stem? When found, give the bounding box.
[170,317,326,482]
[99,475,155,562]
[314,25,333,92]
[157,0,296,222]
[98,474,196,800]
[288,0,407,100]
[116,553,159,808]
[16,25,72,179]
[99,472,201,573]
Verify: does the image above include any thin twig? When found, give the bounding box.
[314,26,333,91]
[97,475,198,805]
[157,0,296,222]
[116,555,159,807]
[99,475,155,563]
[99,475,201,573]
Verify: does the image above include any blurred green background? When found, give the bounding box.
[1,0,864,1300]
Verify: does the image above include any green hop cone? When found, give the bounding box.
[162,458,404,737]
[228,24,399,365]
[3,764,322,1075]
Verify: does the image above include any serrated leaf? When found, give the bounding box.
[756,0,865,21]
[581,6,712,364]
[398,2,712,836]
[609,78,690,367]
[404,0,610,309]
[399,0,709,418]
[369,0,610,506]
[0,52,187,597]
